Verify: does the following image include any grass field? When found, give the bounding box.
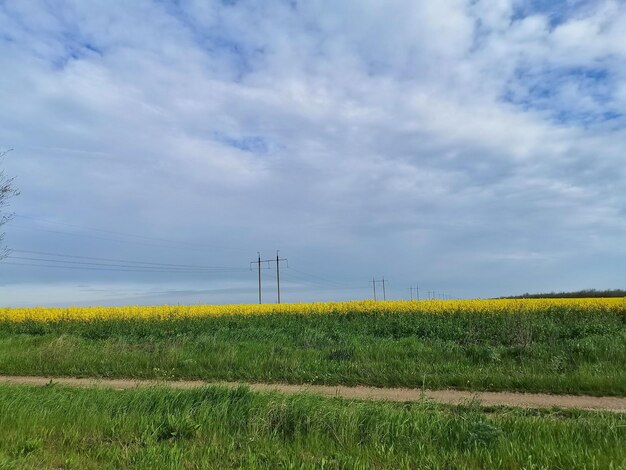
[0,299,624,468]
[0,384,624,469]
[0,299,624,395]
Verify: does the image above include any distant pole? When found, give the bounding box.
[258,252,262,304]
[416,284,420,301]
[252,252,286,304]
[408,287,414,300]
[372,276,377,300]
[382,277,387,301]
[276,250,281,304]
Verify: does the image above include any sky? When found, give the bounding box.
[0,0,625,306]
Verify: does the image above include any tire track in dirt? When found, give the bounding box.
[0,375,624,412]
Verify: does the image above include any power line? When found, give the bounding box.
[1,262,245,274]
[6,256,245,273]
[10,250,247,271]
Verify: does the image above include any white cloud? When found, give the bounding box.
[0,0,625,305]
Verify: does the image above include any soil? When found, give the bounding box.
[0,375,624,412]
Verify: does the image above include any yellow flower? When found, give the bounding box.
[0,298,624,323]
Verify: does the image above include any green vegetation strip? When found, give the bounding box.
[0,384,624,469]
[0,307,624,395]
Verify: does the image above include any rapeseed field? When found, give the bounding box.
[0,298,624,395]
[1,297,624,322]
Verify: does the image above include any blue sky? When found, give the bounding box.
[0,0,625,306]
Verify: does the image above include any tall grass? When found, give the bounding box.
[0,306,624,394]
[0,384,623,469]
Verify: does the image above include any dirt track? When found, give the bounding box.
[0,375,624,412]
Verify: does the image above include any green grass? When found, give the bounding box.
[0,384,623,469]
[0,307,624,394]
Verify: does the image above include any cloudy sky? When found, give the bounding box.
[0,0,625,306]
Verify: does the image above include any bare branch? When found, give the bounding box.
[0,148,19,260]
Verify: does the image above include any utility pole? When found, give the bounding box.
[371,276,377,300]
[275,251,288,303]
[409,284,420,301]
[251,253,269,304]
[371,277,387,301]
[257,252,261,304]
[382,277,387,301]
[276,251,280,303]
[251,252,287,304]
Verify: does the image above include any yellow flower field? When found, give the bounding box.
[1,298,624,323]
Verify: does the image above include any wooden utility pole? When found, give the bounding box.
[276,251,280,303]
[371,276,377,300]
[275,251,288,303]
[251,252,287,304]
[382,277,386,301]
[409,284,420,301]
[371,277,388,301]
[251,253,269,304]
[258,253,262,304]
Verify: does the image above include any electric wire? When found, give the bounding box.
[7,256,246,273]
[11,250,248,271]
[2,262,248,274]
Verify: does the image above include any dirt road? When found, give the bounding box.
[0,375,624,412]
